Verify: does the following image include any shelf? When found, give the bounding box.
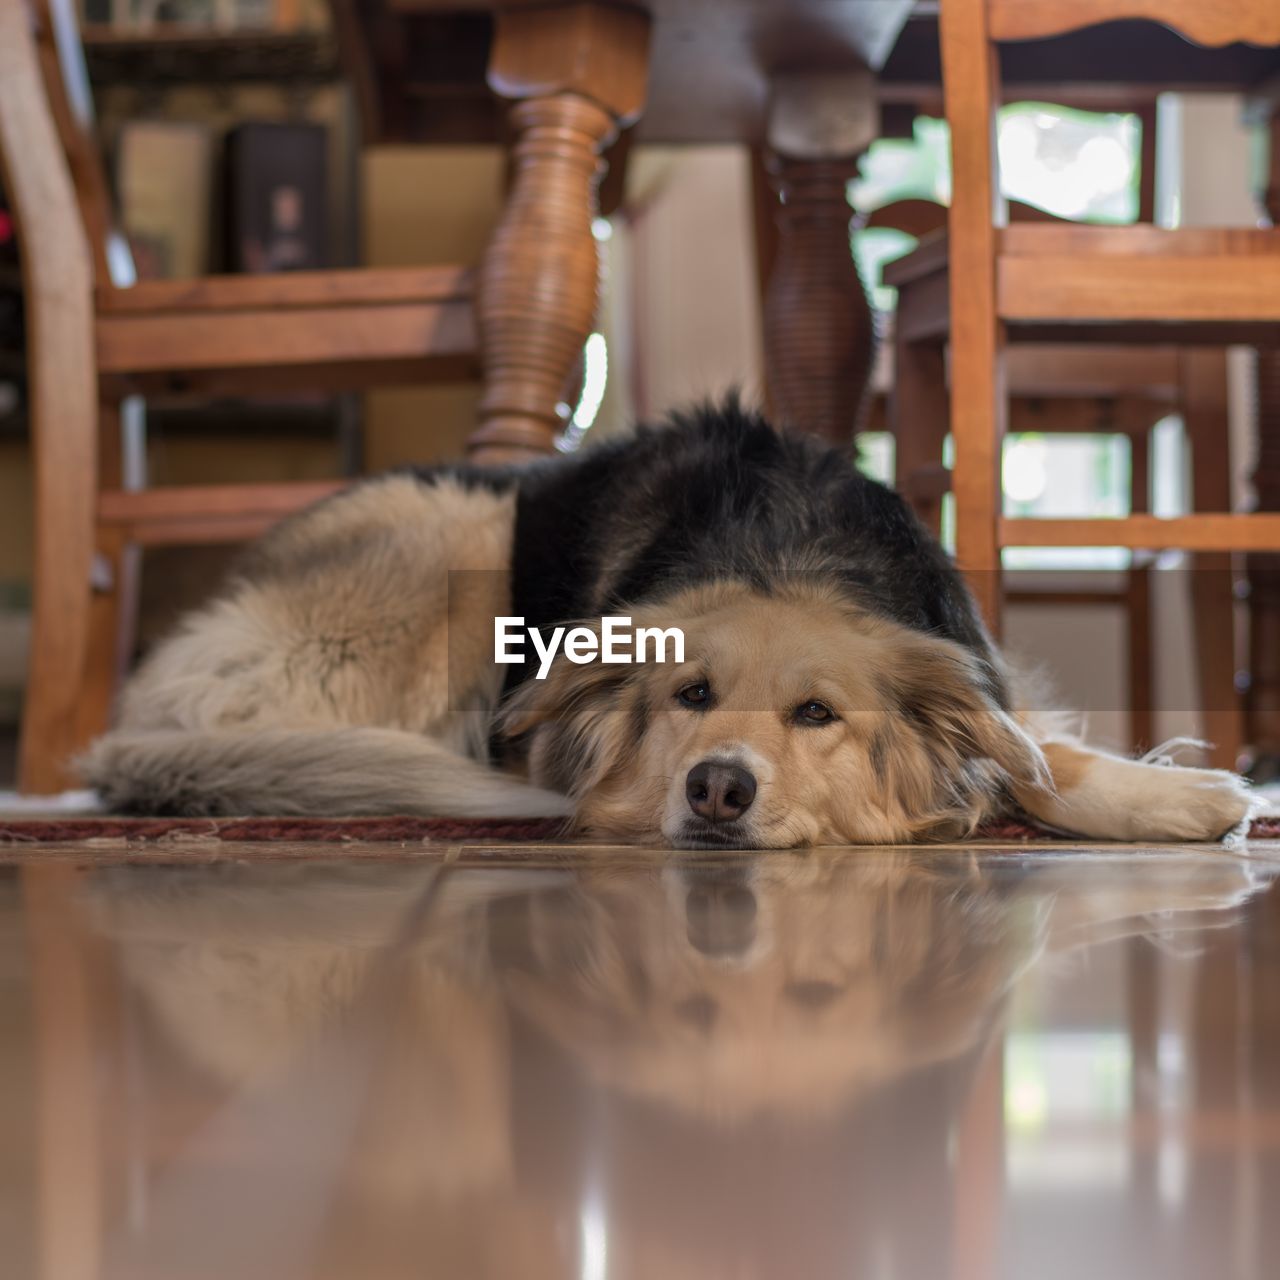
[81,25,340,88]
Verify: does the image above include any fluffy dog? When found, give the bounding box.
[83,402,1257,846]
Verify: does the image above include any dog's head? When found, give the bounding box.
[502,580,1049,848]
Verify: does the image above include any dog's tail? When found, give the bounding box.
[79,726,571,819]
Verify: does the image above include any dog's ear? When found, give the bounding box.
[499,627,644,797]
[883,633,1050,797]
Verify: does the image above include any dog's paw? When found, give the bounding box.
[1120,763,1258,845]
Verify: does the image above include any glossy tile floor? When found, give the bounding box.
[2,840,1279,1280]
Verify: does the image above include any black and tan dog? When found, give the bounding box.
[83,402,1256,846]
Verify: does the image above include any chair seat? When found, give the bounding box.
[97,481,346,546]
[96,265,474,313]
[1000,224,1280,329]
[96,265,479,392]
[886,225,1280,341]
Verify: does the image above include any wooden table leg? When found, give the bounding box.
[467,3,650,464]
[759,72,879,447]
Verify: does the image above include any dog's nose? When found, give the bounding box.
[685,760,757,823]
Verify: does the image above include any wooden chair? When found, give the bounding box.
[872,186,1229,755]
[0,0,479,792]
[885,0,1280,768]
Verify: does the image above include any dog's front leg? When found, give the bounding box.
[1013,739,1259,844]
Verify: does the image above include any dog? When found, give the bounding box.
[82,401,1258,847]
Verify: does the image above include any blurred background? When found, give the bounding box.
[0,0,1274,784]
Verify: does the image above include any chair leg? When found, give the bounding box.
[18,434,97,794]
[891,313,949,538]
[73,537,136,748]
[1126,565,1154,755]
[952,323,1006,633]
[938,0,1005,633]
[1182,349,1242,771]
[1246,348,1280,778]
[1126,427,1153,754]
[467,3,651,464]
[3,0,99,793]
[73,400,143,748]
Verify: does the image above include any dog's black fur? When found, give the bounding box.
[408,400,1005,705]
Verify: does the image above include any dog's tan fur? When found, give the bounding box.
[83,475,570,819]
[118,476,508,743]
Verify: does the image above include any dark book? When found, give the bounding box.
[224,121,328,275]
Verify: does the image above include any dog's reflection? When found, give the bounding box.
[488,856,1037,1122]
[78,852,1275,1278]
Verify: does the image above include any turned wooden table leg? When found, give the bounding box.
[468,3,650,464]
[760,72,879,447]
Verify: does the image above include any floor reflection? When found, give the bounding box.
[2,845,1277,1279]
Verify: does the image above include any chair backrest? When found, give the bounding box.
[946,0,1280,231]
[0,0,94,309]
[940,0,1280,318]
[986,0,1280,46]
[26,0,134,288]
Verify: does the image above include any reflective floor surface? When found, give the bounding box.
[2,840,1279,1280]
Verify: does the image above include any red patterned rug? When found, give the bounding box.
[0,814,1278,845]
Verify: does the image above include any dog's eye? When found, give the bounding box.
[676,681,711,708]
[795,700,836,724]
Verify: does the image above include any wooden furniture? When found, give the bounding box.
[1242,100,1280,778]
[751,73,879,442]
[337,0,917,456]
[884,0,1280,767]
[890,0,1280,618]
[867,105,1198,756]
[468,3,650,461]
[337,0,915,146]
[0,0,480,793]
[869,195,1174,751]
